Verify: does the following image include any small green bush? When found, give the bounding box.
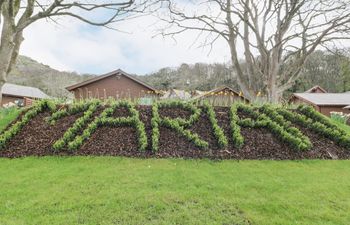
[237,104,311,151]
[230,103,244,148]
[277,107,350,149]
[67,100,148,151]
[202,102,228,148]
[151,100,208,151]
[0,100,56,150]
[53,100,100,151]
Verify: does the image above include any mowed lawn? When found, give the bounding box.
[0,157,350,225]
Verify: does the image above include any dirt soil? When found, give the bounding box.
[1,105,349,159]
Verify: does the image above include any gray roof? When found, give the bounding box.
[293,93,350,106]
[344,105,350,109]
[2,83,50,99]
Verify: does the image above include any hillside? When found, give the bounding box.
[8,56,94,98]
[7,50,349,99]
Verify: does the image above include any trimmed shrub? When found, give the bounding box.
[0,100,56,150]
[151,100,208,151]
[237,104,311,151]
[52,100,100,151]
[67,100,148,151]
[230,103,244,148]
[277,107,350,148]
[260,104,312,150]
[202,102,228,148]
[48,99,98,125]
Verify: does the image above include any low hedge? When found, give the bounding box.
[277,107,350,148]
[151,101,208,151]
[67,100,148,151]
[260,104,312,150]
[0,100,56,150]
[202,102,228,148]
[53,100,100,151]
[230,103,244,148]
[297,105,347,135]
[237,104,311,151]
[48,100,95,125]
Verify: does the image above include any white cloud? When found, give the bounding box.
[20,14,230,75]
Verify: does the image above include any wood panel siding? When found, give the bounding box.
[67,69,158,101]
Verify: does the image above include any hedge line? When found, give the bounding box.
[67,100,148,151]
[48,100,95,125]
[151,101,208,151]
[0,100,56,150]
[203,102,228,148]
[2,100,349,152]
[277,107,350,148]
[260,104,312,150]
[53,100,100,151]
[229,104,244,148]
[236,104,311,151]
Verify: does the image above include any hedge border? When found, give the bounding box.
[52,100,100,151]
[202,102,228,148]
[151,100,208,152]
[277,107,350,149]
[237,104,311,151]
[230,103,244,148]
[67,100,148,151]
[0,100,56,150]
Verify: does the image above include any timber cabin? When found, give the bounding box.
[191,86,249,106]
[1,83,50,107]
[66,69,159,102]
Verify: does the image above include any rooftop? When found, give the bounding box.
[2,83,50,99]
[293,93,350,106]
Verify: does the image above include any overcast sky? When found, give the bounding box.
[20,14,230,76]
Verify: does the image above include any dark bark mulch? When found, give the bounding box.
[1,106,349,159]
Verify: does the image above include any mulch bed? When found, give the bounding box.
[1,105,349,159]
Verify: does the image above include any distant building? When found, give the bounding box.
[290,92,350,116]
[161,89,192,100]
[1,83,50,107]
[304,85,327,93]
[191,86,249,106]
[66,69,159,102]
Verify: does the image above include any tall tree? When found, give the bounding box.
[159,0,350,102]
[0,0,155,104]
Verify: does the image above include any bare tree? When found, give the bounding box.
[159,0,350,102]
[0,0,157,104]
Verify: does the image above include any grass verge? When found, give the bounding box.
[0,157,349,225]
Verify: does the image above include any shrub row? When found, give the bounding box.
[297,105,347,135]
[158,100,201,127]
[229,103,244,148]
[48,100,97,125]
[151,103,160,152]
[151,101,208,151]
[67,100,148,151]
[237,104,311,151]
[276,107,350,148]
[0,100,56,150]
[260,104,312,150]
[52,100,100,151]
[202,102,228,148]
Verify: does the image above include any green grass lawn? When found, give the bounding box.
[0,157,350,225]
[0,107,20,132]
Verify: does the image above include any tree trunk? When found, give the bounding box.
[0,12,23,107]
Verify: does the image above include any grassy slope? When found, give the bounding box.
[0,108,20,132]
[0,157,350,225]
